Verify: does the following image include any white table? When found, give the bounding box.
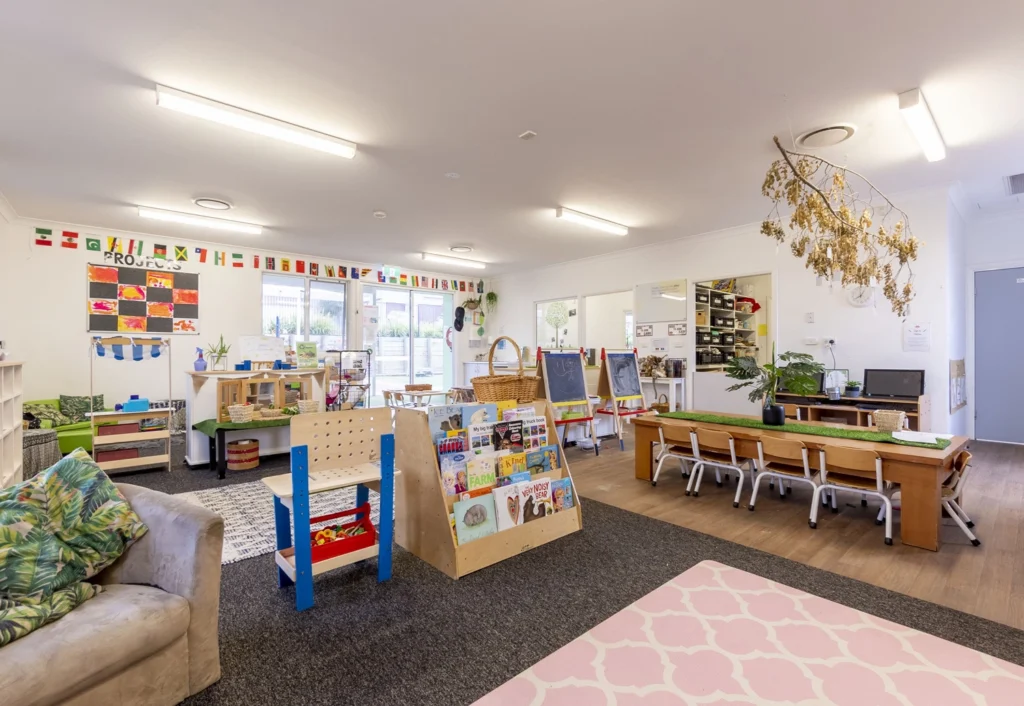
[641,376,686,412]
[394,389,450,408]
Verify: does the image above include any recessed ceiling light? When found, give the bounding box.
[449,245,473,254]
[422,252,486,270]
[554,207,629,236]
[445,172,461,179]
[898,88,946,162]
[373,210,387,219]
[519,130,537,140]
[193,198,232,211]
[155,84,358,159]
[795,124,856,149]
[138,206,262,235]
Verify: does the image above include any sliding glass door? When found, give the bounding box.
[363,286,453,401]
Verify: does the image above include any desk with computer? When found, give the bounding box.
[776,369,929,431]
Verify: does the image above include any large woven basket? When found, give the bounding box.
[471,336,537,403]
[297,399,320,414]
[874,409,907,433]
[228,404,254,423]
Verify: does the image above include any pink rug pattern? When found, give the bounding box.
[476,560,1024,705]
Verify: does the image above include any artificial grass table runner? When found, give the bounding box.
[659,411,951,450]
[192,417,291,438]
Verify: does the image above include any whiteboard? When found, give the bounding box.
[237,335,287,363]
[634,279,687,323]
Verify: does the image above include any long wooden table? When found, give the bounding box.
[633,413,969,551]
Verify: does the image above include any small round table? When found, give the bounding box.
[23,428,62,478]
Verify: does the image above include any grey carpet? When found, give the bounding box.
[115,440,1024,706]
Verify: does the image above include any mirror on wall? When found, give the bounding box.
[583,291,633,353]
[536,298,579,350]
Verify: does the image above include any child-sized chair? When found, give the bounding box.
[751,435,818,511]
[812,446,893,545]
[652,423,696,487]
[688,427,756,507]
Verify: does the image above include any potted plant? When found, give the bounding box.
[462,296,481,310]
[206,335,231,371]
[845,380,863,398]
[724,345,823,425]
[485,291,498,314]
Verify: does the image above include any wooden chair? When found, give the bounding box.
[652,423,696,487]
[751,435,817,511]
[783,404,801,421]
[877,450,979,546]
[382,390,394,407]
[688,428,755,507]
[405,384,432,392]
[813,446,893,545]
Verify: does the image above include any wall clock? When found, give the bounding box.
[847,285,875,308]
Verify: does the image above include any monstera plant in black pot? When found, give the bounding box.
[724,346,823,426]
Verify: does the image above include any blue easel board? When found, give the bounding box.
[542,352,589,406]
[607,352,643,400]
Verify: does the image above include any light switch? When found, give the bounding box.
[805,312,815,323]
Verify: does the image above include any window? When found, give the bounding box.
[536,297,579,349]
[262,274,345,351]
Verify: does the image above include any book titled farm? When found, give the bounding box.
[492,482,528,531]
[467,454,497,491]
[453,493,498,545]
[551,478,575,512]
[492,420,524,453]
[428,405,464,443]
[498,452,527,478]
[520,478,553,523]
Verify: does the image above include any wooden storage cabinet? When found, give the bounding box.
[777,393,930,432]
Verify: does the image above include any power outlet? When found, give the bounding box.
[823,337,836,349]
[805,312,815,324]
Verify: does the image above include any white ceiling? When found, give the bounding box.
[2,1,1024,274]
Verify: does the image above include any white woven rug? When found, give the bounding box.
[177,480,381,565]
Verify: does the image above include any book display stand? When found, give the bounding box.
[595,348,649,450]
[262,408,396,611]
[394,400,582,579]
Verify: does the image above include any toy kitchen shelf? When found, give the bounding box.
[89,336,172,474]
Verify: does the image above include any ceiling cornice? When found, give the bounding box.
[0,188,16,224]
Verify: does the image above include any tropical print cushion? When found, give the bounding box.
[22,403,74,429]
[58,395,105,423]
[0,448,148,647]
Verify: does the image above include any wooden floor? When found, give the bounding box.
[570,432,1024,630]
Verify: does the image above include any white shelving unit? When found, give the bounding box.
[0,361,25,488]
[694,283,760,371]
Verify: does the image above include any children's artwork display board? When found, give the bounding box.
[394,400,582,580]
[87,264,199,334]
[595,349,648,450]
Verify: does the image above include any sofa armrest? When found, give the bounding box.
[99,483,224,695]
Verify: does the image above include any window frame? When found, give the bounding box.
[261,272,347,348]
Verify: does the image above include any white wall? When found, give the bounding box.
[0,219,478,403]
[584,290,632,352]
[488,187,959,432]
[946,202,968,436]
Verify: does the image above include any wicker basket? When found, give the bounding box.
[651,393,670,414]
[259,408,284,419]
[297,399,320,414]
[471,336,538,403]
[228,404,254,423]
[873,409,907,433]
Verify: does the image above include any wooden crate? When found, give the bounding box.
[243,375,284,409]
[217,379,245,422]
[394,400,582,580]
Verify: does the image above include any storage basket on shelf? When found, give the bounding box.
[651,394,670,414]
[471,336,538,403]
[873,410,907,433]
[296,399,320,414]
[228,404,254,423]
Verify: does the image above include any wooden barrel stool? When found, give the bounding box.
[226,439,260,471]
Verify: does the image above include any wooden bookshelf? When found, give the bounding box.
[394,400,583,580]
[776,392,930,432]
[0,361,24,488]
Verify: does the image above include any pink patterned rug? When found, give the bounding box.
[475,560,1024,705]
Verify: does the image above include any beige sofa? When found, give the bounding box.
[0,484,224,706]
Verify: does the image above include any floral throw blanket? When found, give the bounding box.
[0,449,148,647]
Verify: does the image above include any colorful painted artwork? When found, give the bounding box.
[87,264,199,334]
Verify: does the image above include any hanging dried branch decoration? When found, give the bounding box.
[761,136,919,316]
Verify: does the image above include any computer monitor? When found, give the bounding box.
[864,369,925,398]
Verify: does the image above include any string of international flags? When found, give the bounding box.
[34,227,485,293]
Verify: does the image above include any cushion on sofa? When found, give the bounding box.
[23,403,74,429]
[0,584,189,706]
[0,449,148,646]
[59,395,105,423]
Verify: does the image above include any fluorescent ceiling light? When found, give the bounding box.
[555,207,628,236]
[421,252,486,270]
[898,88,946,162]
[155,84,357,159]
[138,206,263,235]
[660,294,686,301]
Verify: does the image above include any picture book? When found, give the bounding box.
[498,452,527,478]
[520,478,553,523]
[539,444,560,472]
[437,434,467,457]
[454,493,498,545]
[495,399,519,421]
[497,471,531,487]
[501,405,538,421]
[460,403,499,426]
[296,341,318,368]
[458,487,494,501]
[492,482,528,531]
[467,423,495,454]
[520,415,549,450]
[441,467,458,496]
[440,451,469,494]
[428,405,464,443]
[525,449,552,474]
[467,454,497,490]
[492,420,524,453]
[551,478,575,512]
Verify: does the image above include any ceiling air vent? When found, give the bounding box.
[1006,173,1024,196]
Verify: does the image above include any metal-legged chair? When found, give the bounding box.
[652,424,697,487]
[687,428,756,508]
[751,435,818,511]
[812,446,893,545]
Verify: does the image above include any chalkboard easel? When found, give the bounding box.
[596,348,649,451]
[536,349,599,456]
